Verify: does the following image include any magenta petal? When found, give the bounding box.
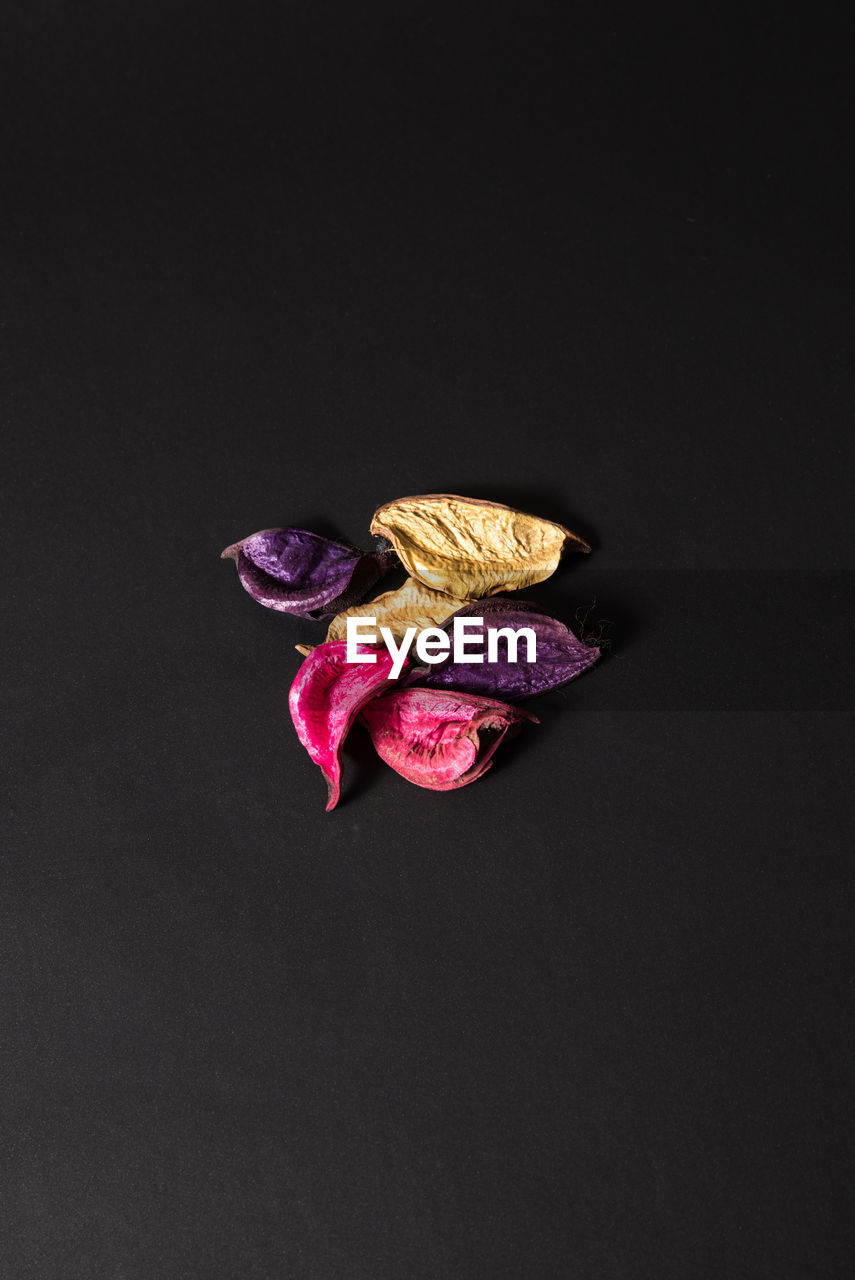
[288,640,407,811]
[360,688,537,792]
[222,527,395,619]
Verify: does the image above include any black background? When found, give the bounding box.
[3,3,854,1277]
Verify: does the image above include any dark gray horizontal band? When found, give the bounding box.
[520,568,855,712]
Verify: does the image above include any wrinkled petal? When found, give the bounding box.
[324,576,468,643]
[370,494,589,599]
[360,687,536,791]
[222,527,395,619]
[407,597,600,700]
[288,640,407,811]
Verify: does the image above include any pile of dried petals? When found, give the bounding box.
[222,494,600,810]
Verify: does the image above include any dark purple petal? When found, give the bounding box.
[221,528,395,619]
[406,597,600,700]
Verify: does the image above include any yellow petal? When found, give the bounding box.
[324,576,467,643]
[370,494,589,598]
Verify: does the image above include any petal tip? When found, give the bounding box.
[564,531,591,554]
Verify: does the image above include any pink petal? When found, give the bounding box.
[288,640,407,811]
[360,688,537,792]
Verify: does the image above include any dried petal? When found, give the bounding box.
[288,640,407,811]
[360,687,536,791]
[324,576,468,643]
[370,494,589,599]
[407,597,600,700]
[222,528,395,619]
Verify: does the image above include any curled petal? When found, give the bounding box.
[325,576,467,643]
[360,687,536,792]
[370,494,589,599]
[288,640,407,811]
[222,528,395,619]
[407,597,600,700]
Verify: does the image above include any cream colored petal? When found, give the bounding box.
[324,576,467,643]
[369,494,589,599]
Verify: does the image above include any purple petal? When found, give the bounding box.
[222,528,395,619]
[406,597,600,700]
